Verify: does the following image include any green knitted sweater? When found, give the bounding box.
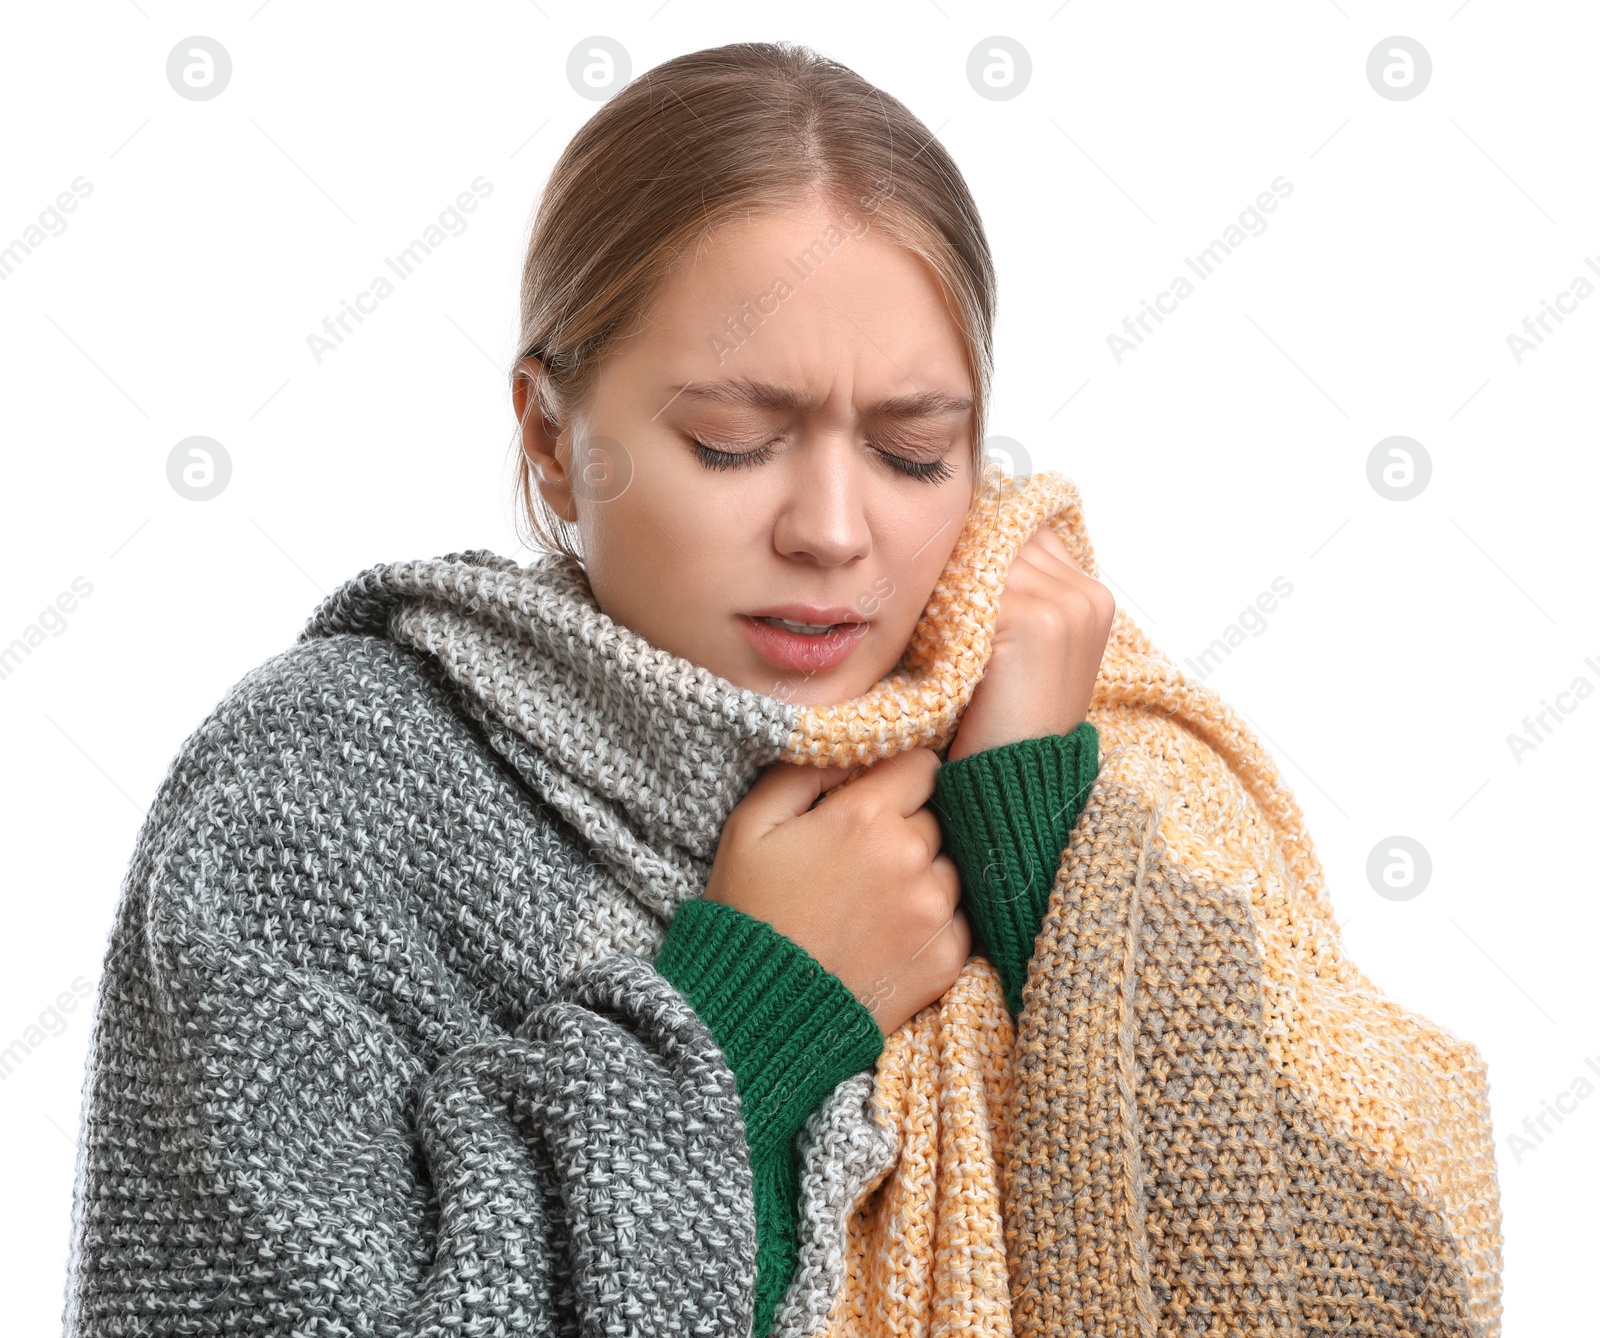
[653,721,1099,1336]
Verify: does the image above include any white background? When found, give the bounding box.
[3,2,1594,1331]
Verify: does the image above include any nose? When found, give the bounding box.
[770,433,872,566]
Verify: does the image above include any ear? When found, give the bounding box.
[512,356,578,523]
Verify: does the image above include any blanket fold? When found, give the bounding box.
[773,464,1504,1338]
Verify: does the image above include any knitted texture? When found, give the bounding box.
[62,460,1503,1338]
[777,463,1504,1338]
[653,897,884,1335]
[63,485,1060,1336]
[64,541,908,1335]
[931,722,1100,1018]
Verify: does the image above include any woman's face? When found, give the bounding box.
[515,195,976,706]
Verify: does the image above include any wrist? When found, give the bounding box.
[946,715,1087,764]
[931,721,1100,1016]
[654,897,885,1153]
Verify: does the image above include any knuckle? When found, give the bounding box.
[844,792,891,834]
[717,808,750,845]
[1048,583,1114,636]
[1034,600,1072,640]
[935,927,969,980]
[913,882,955,935]
[951,905,973,949]
[945,929,972,975]
[892,833,930,880]
[1009,595,1069,645]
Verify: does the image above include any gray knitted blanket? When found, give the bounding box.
[63,548,901,1337]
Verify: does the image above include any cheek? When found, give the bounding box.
[582,452,747,604]
[866,544,952,642]
[888,497,969,589]
[632,450,771,557]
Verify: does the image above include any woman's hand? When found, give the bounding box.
[705,748,969,1037]
[944,523,1116,763]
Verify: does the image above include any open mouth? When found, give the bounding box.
[737,614,869,671]
[755,615,847,635]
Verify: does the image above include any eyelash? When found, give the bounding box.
[689,438,955,484]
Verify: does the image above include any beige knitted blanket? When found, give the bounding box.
[782,466,1504,1337]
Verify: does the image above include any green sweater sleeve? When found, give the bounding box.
[653,896,885,1338]
[930,720,1100,1019]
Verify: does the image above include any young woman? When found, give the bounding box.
[63,41,1112,1337]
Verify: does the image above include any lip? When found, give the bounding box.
[737,611,871,672]
[746,603,865,625]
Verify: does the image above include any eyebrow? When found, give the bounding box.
[667,377,973,419]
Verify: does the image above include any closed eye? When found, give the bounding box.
[688,437,955,484]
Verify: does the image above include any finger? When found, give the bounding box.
[844,746,943,817]
[932,851,962,914]
[1003,539,1077,593]
[906,805,945,867]
[910,862,968,970]
[906,859,965,966]
[739,760,858,833]
[1017,523,1086,577]
[948,901,973,959]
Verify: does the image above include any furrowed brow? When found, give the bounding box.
[669,378,972,418]
[867,390,975,420]
[671,379,817,413]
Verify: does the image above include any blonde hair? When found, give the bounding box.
[509,39,997,561]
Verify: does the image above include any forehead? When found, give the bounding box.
[626,204,973,398]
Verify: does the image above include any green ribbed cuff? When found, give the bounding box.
[653,896,886,1156]
[931,721,1100,1018]
[750,1150,800,1338]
